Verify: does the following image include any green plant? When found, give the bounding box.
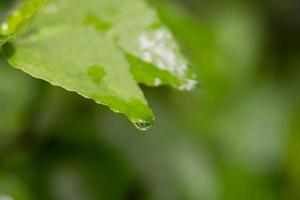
[0,0,196,130]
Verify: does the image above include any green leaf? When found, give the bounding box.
[7,25,154,130]
[3,0,196,130]
[24,0,197,90]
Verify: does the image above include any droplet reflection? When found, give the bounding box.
[133,119,153,131]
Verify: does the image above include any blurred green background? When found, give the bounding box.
[0,0,300,199]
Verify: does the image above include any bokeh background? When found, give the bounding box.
[0,0,300,199]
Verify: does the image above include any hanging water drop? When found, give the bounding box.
[133,120,153,131]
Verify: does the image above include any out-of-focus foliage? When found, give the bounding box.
[0,0,300,200]
[0,60,36,148]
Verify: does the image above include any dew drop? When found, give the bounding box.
[133,119,153,131]
[127,99,154,131]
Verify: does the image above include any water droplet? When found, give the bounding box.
[126,99,154,131]
[133,119,153,131]
[96,96,154,131]
[87,65,106,84]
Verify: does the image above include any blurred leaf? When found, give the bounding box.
[0,60,35,148]
[25,136,132,200]
[97,97,219,200]
[214,82,290,172]
[0,173,32,200]
[0,35,11,46]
